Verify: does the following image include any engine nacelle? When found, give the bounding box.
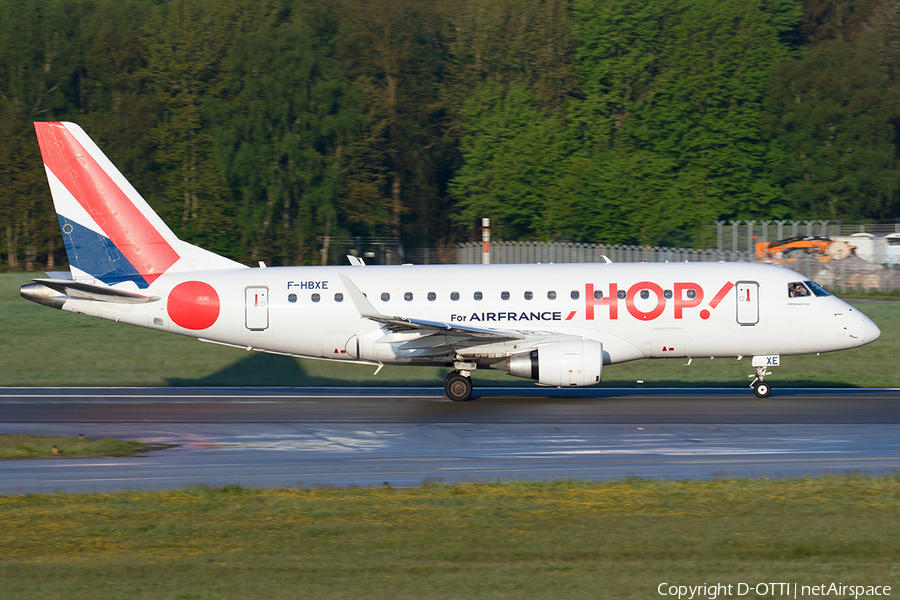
[507,340,603,387]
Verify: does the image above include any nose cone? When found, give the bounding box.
[842,303,881,348]
[859,313,881,345]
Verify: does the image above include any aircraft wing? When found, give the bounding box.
[339,274,525,341]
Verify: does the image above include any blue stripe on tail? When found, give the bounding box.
[58,215,149,288]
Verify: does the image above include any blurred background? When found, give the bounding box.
[2,0,900,277]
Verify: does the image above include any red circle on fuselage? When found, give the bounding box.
[167,281,220,330]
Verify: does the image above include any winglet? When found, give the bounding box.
[338,273,525,339]
[338,273,384,320]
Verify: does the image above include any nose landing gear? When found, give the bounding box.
[749,365,772,398]
[444,370,474,402]
[748,355,779,398]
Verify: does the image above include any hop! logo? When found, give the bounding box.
[582,281,734,322]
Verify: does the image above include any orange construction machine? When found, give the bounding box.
[755,236,854,263]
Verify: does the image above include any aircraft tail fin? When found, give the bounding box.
[33,122,244,289]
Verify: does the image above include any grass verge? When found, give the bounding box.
[1,478,898,599]
[0,434,166,459]
[3,272,898,387]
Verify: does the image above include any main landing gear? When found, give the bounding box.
[444,370,474,402]
[750,366,772,398]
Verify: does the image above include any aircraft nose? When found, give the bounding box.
[859,313,881,344]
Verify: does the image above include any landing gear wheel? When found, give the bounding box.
[752,380,771,398]
[444,371,473,402]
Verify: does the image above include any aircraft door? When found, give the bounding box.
[245,287,269,330]
[735,281,759,326]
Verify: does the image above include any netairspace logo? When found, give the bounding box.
[657,582,892,600]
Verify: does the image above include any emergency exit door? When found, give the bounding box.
[735,281,759,326]
[245,287,269,330]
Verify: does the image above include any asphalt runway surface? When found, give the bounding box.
[1,386,899,494]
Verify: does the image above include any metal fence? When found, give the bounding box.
[320,238,899,294]
[454,241,900,294]
[455,241,754,264]
[319,236,406,266]
[782,256,900,295]
[711,219,900,254]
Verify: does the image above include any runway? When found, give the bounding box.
[1,386,899,494]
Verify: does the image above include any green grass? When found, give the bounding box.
[835,289,900,301]
[1,478,898,599]
[2,272,898,387]
[0,434,163,459]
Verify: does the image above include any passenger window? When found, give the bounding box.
[427,292,436,301]
[788,282,811,298]
[474,291,483,301]
[686,289,696,299]
[593,289,603,300]
[381,292,390,302]
[311,293,320,303]
[617,290,626,300]
[570,290,580,300]
[334,293,343,302]
[451,291,460,301]
[524,291,533,300]
[663,290,672,299]
[501,291,510,301]
[547,291,557,300]
[404,292,413,301]
[640,290,650,300]
[288,293,297,303]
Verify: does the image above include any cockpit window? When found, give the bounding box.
[788,282,810,298]
[804,280,832,297]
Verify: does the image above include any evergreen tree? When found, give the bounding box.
[142,0,277,257]
[444,0,575,114]
[450,83,572,240]
[764,38,900,220]
[567,0,799,244]
[208,12,365,265]
[0,0,75,269]
[335,0,457,246]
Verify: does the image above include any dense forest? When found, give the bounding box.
[1,0,899,269]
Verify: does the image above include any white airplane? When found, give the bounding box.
[21,122,881,401]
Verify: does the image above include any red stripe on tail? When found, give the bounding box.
[34,122,178,284]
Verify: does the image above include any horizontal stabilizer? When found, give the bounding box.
[43,271,74,280]
[26,279,159,304]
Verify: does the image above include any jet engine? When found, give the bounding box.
[506,339,603,387]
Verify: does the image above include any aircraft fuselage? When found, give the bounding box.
[45,262,879,370]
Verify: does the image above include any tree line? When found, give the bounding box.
[1,0,899,270]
